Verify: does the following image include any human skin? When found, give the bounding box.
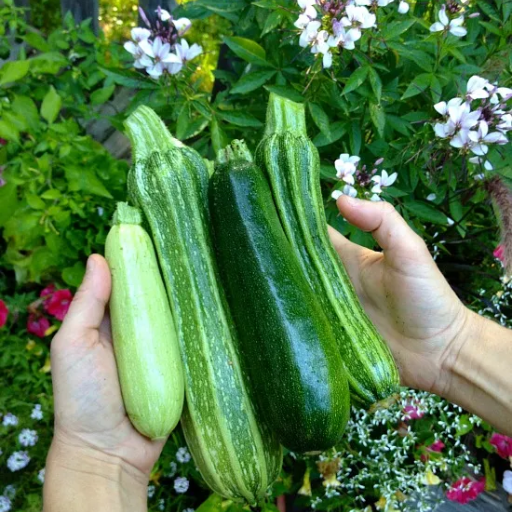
[43,197,512,511]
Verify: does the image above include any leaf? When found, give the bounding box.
[181,117,209,140]
[65,167,113,198]
[308,102,331,137]
[99,67,158,90]
[349,121,362,155]
[369,102,386,138]
[90,84,116,105]
[11,95,39,132]
[24,32,51,52]
[264,85,304,102]
[41,86,62,124]
[342,66,369,95]
[196,494,224,512]
[218,110,263,127]
[382,19,416,40]
[29,52,68,74]
[26,194,46,210]
[368,67,382,103]
[0,119,19,143]
[401,73,432,100]
[313,121,346,147]
[0,182,19,226]
[261,10,284,36]
[62,261,85,287]
[231,70,275,94]
[253,0,281,7]
[478,21,501,37]
[403,200,450,225]
[0,60,30,86]
[210,118,229,155]
[223,36,270,67]
[430,75,442,102]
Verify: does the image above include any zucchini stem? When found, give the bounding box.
[112,202,142,226]
[265,93,307,137]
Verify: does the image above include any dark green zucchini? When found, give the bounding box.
[209,140,350,452]
[256,93,400,409]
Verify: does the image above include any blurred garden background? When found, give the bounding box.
[1,0,512,510]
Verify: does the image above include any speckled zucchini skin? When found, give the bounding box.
[255,94,400,408]
[209,140,350,452]
[124,107,282,505]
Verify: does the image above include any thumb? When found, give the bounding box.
[336,195,430,261]
[60,254,111,334]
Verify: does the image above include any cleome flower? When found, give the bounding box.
[429,6,467,37]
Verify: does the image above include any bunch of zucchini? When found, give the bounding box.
[104,96,399,504]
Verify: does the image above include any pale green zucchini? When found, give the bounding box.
[105,202,184,440]
[124,106,282,505]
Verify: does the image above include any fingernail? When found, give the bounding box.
[343,196,363,207]
[85,255,96,276]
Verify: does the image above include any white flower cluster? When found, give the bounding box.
[434,75,512,171]
[429,5,467,37]
[124,8,202,79]
[2,413,18,427]
[332,154,397,201]
[0,497,11,512]
[176,446,191,463]
[295,0,407,69]
[7,451,30,472]
[174,476,189,494]
[479,276,512,328]
[30,404,43,421]
[18,428,38,447]
[306,389,480,512]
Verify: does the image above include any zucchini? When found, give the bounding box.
[124,107,282,504]
[209,140,350,452]
[255,93,400,408]
[105,202,184,440]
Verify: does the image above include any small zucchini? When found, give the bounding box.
[105,202,184,440]
[209,140,350,452]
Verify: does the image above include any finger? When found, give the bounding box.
[327,225,366,269]
[61,254,112,334]
[335,196,429,259]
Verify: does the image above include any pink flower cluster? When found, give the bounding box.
[489,432,512,459]
[446,477,486,504]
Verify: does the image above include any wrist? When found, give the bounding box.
[44,434,148,512]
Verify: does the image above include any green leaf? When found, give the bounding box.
[100,68,159,90]
[401,73,432,100]
[65,167,113,198]
[368,67,382,103]
[181,117,209,140]
[430,75,442,102]
[264,85,304,102]
[223,36,270,67]
[41,189,61,200]
[313,121,346,147]
[261,10,284,36]
[218,110,263,127]
[369,102,386,138]
[24,32,51,52]
[0,60,30,86]
[382,19,416,40]
[349,121,362,155]
[403,200,450,225]
[478,21,501,36]
[41,86,62,124]
[210,118,229,155]
[62,261,86,287]
[90,84,116,105]
[231,70,276,94]
[456,414,473,436]
[343,66,369,95]
[308,102,331,137]
[253,0,281,7]
[29,52,68,74]
[26,194,46,210]
[196,494,224,512]
[11,95,39,132]
[0,182,19,226]
[0,119,19,143]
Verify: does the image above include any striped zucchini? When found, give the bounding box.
[255,93,400,409]
[105,202,184,440]
[124,106,282,505]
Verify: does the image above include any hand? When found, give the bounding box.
[328,196,468,395]
[44,255,164,511]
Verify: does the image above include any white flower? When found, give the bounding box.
[341,5,376,40]
[299,20,321,47]
[140,37,181,79]
[147,485,156,498]
[469,156,493,170]
[430,7,467,37]
[311,30,333,68]
[447,217,455,226]
[158,8,172,22]
[370,193,381,201]
[3,486,15,499]
[158,499,165,511]
[168,461,177,477]
[2,413,18,427]
[298,0,317,8]
[37,468,45,483]
[497,113,512,133]
[447,101,480,132]
[31,404,43,420]
[123,41,153,69]
[371,170,397,193]
[335,154,360,184]
[0,496,11,512]
[398,1,409,13]
[294,13,312,29]
[331,190,343,200]
[175,39,203,62]
[427,193,437,201]
[173,17,192,35]
[497,87,512,101]
[468,120,508,155]
[450,128,471,148]
[131,28,151,43]
[183,509,195,512]
[342,184,358,197]
[7,451,30,472]
[330,23,357,50]
[174,476,189,494]
[503,470,512,494]
[176,447,191,463]
[377,0,395,5]
[18,429,38,447]
[466,75,489,100]
[434,97,463,116]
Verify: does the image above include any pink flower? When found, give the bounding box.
[0,300,8,328]
[428,440,445,452]
[40,284,56,298]
[0,138,7,145]
[493,245,505,263]
[403,404,424,420]
[489,433,512,459]
[27,314,50,338]
[44,289,72,321]
[446,477,486,504]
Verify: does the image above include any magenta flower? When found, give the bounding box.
[44,289,73,321]
[489,433,512,459]
[27,314,50,338]
[403,404,424,420]
[446,477,486,504]
[428,440,445,452]
[0,299,8,328]
[493,245,505,263]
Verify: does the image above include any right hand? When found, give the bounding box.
[328,195,470,395]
